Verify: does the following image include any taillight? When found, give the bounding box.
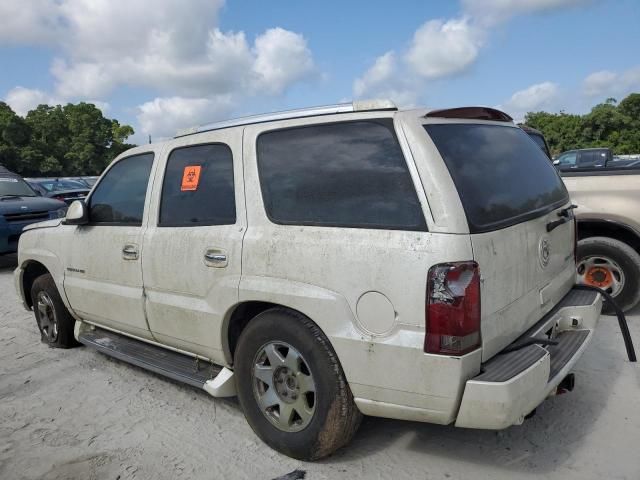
[425,261,481,355]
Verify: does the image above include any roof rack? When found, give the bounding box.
[174,99,397,138]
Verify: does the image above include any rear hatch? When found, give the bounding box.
[425,122,575,360]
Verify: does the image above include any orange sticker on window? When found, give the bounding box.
[181,165,201,191]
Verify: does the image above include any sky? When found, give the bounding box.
[0,0,639,144]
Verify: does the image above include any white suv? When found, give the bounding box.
[15,101,602,460]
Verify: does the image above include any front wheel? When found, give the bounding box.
[577,237,640,314]
[31,273,78,348]
[234,308,361,460]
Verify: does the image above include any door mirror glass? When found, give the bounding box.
[63,200,89,225]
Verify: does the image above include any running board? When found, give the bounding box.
[77,325,236,396]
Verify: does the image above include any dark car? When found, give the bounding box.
[0,167,67,254]
[553,148,613,171]
[25,177,90,205]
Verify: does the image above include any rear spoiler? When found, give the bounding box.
[425,107,513,122]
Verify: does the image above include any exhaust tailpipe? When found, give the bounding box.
[555,373,575,395]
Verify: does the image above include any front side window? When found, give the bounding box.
[159,144,236,227]
[89,153,154,225]
[256,120,426,231]
[557,152,577,166]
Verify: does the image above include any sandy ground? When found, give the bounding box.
[0,253,639,480]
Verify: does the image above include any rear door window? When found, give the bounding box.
[159,143,236,227]
[256,120,426,231]
[424,124,569,233]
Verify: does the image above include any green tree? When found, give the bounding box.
[0,101,137,176]
[524,92,640,156]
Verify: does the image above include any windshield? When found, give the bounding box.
[0,177,37,197]
[424,123,569,233]
[38,179,88,192]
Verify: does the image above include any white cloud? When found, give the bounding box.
[462,0,592,26]
[352,52,421,107]
[4,87,62,116]
[136,95,234,139]
[498,81,561,121]
[1,0,317,129]
[353,0,591,103]
[252,28,315,95]
[582,67,640,99]
[405,18,482,79]
[0,0,62,44]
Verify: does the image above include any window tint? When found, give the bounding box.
[159,144,236,227]
[257,120,426,231]
[89,153,154,225]
[577,150,606,168]
[424,124,569,233]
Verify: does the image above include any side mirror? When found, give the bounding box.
[553,160,560,165]
[63,200,89,225]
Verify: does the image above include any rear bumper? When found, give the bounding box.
[455,288,602,429]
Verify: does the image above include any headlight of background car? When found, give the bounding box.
[51,207,68,219]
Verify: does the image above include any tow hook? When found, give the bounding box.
[555,373,575,395]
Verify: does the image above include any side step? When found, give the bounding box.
[78,326,222,389]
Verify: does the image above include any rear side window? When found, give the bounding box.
[89,153,154,225]
[424,124,568,233]
[159,144,236,227]
[256,120,426,231]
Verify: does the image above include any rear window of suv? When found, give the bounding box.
[424,123,569,233]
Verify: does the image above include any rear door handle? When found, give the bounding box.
[204,249,228,267]
[122,244,139,260]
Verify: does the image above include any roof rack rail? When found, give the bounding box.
[425,106,513,122]
[174,99,397,138]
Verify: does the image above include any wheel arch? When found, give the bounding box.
[222,277,356,366]
[577,219,640,253]
[21,260,51,309]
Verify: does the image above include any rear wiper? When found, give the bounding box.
[558,204,578,218]
[547,204,578,232]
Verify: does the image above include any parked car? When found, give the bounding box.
[25,178,90,205]
[521,133,640,312]
[15,102,602,460]
[78,176,99,187]
[552,147,638,171]
[0,166,67,255]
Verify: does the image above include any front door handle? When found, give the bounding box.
[122,244,139,260]
[204,249,228,267]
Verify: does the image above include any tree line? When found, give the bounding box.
[0,101,135,176]
[2,94,639,176]
[525,93,640,157]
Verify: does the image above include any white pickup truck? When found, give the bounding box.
[15,102,602,460]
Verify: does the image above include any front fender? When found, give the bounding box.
[17,234,75,315]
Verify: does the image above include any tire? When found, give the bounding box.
[234,308,362,460]
[31,273,78,348]
[577,237,640,314]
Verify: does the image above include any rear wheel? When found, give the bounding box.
[234,308,361,460]
[31,273,78,348]
[577,237,640,314]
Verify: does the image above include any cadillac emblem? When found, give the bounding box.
[539,236,551,268]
